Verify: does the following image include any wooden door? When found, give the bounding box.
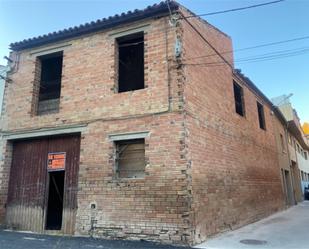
[6,135,80,234]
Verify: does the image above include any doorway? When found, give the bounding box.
[45,171,65,230]
[284,170,294,206]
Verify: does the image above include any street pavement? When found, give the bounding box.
[0,230,190,249]
[196,201,309,249]
[1,202,309,249]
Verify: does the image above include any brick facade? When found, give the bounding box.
[0,2,286,246]
[179,8,284,243]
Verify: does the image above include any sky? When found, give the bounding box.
[0,0,308,122]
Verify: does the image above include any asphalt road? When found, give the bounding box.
[0,230,191,249]
[197,201,309,249]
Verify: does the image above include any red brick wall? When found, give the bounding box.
[1,8,286,246]
[3,17,178,131]
[75,113,191,243]
[179,8,285,243]
[1,16,192,244]
[0,140,12,223]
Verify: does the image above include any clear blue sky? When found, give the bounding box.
[0,0,308,122]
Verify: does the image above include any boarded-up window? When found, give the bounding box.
[115,139,145,178]
[233,81,245,116]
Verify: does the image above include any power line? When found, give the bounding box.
[182,47,309,67]
[180,0,285,19]
[236,47,309,61]
[234,48,309,63]
[184,35,309,61]
[182,16,234,70]
[186,50,309,66]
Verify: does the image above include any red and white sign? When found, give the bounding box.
[47,152,66,171]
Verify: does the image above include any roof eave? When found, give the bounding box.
[10,1,179,51]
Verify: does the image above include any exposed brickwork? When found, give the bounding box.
[76,113,191,243]
[180,8,285,243]
[0,16,193,245]
[3,17,178,132]
[0,140,12,223]
[0,5,287,246]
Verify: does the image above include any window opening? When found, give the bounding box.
[37,52,63,115]
[257,102,266,130]
[117,32,144,92]
[233,81,245,116]
[115,139,145,178]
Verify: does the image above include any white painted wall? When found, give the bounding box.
[296,150,309,193]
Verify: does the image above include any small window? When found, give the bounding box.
[280,134,286,152]
[117,32,144,93]
[257,102,266,130]
[115,139,145,178]
[37,52,63,115]
[304,152,308,160]
[233,81,245,116]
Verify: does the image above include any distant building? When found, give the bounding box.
[273,96,309,197]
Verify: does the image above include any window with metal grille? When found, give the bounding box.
[257,102,266,130]
[233,81,245,116]
[115,139,145,178]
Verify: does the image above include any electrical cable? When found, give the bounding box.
[183,48,309,67]
[181,14,234,70]
[180,0,285,19]
[184,35,309,61]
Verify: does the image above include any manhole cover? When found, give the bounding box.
[240,239,267,245]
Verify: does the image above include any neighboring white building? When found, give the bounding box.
[273,95,309,194]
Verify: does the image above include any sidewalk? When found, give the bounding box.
[196,201,309,249]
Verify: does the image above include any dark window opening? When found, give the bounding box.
[117,32,144,93]
[257,102,266,130]
[37,52,63,115]
[233,81,245,116]
[115,139,145,178]
[46,171,65,230]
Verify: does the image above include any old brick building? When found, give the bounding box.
[0,1,287,245]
